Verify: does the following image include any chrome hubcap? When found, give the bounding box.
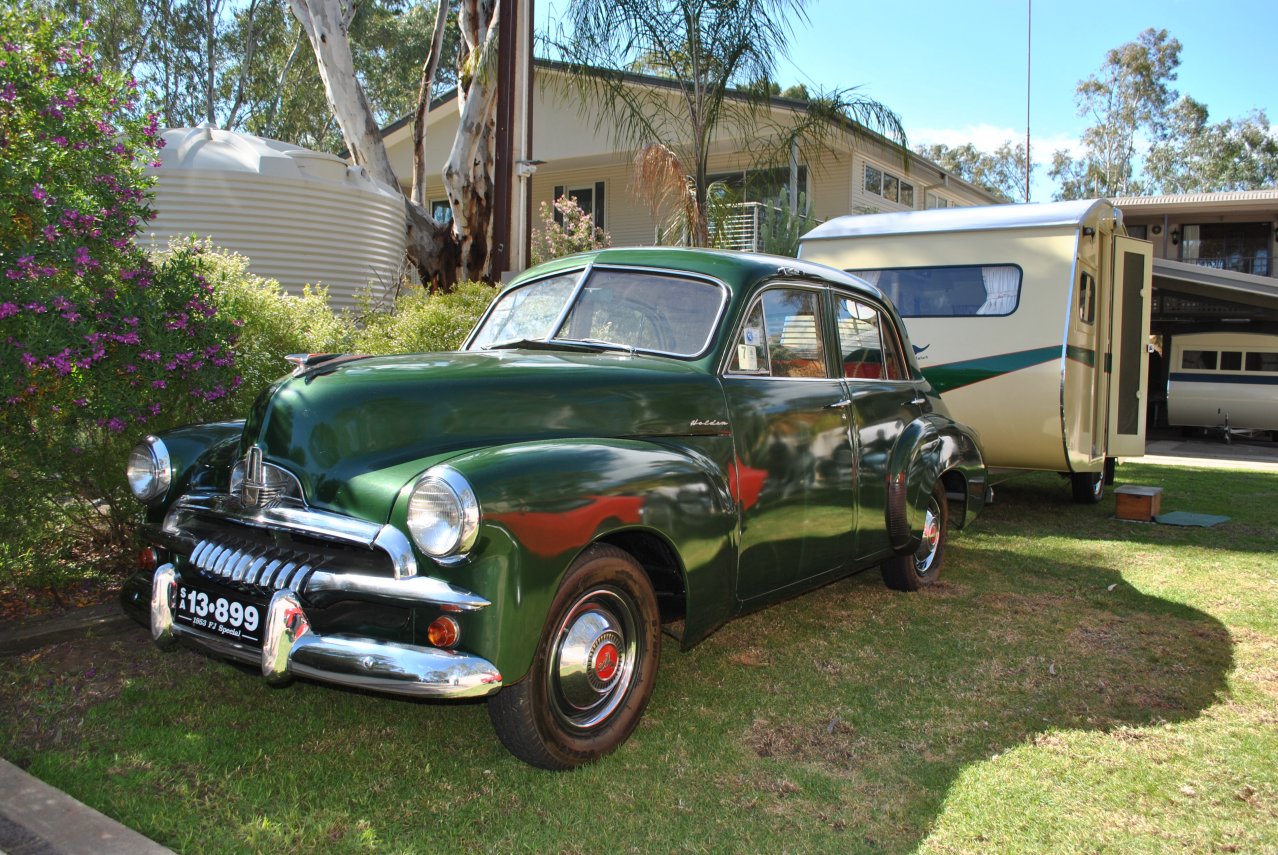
[548,588,637,731]
[914,497,941,575]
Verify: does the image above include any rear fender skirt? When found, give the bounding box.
[886,416,987,554]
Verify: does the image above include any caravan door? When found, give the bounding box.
[1106,236,1153,457]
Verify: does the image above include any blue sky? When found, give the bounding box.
[536,0,1277,201]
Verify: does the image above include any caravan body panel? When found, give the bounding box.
[799,200,1150,477]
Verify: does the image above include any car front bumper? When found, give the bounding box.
[149,564,503,699]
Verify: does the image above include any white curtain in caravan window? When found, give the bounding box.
[851,269,881,286]
[977,266,1019,315]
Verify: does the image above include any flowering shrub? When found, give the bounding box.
[529,195,611,265]
[179,245,351,409]
[0,7,242,594]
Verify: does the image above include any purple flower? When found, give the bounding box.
[0,83,15,103]
[0,303,17,319]
[31,185,49,203]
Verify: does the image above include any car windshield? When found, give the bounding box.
[468,267,726,357]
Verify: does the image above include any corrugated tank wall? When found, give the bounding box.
[142,126,407,311]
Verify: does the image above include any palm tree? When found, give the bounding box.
[546,0,907,245]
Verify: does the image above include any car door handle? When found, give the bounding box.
[824,399,853,410]
[910,395,927,405]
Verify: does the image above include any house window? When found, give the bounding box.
[431,199,452,225]
[864,163,914,207]
[553,183,606,230]
[925,191,954,210]
[1180,223,1271,276]
[706,165,808,205]
[864,165,882,197]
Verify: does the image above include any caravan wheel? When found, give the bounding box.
[1071,471,1104,504]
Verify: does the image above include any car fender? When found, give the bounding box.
[145,420,246,520]
[412,437,738,682]
[885,415,987,554]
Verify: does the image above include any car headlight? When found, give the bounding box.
[406,466,479,561]
[126,436,171,504]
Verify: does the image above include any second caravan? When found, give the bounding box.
[798,200,1152,502]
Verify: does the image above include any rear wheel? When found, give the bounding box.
[1071,470,1104,504]
[880,481,948,591]
[488,544,660,769]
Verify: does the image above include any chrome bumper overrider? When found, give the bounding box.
[150,564,503,699]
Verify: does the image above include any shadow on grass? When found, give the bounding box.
[8,547,1233,854]
[3,471,1244,853]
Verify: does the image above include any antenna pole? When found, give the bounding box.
[1025,0,1032,203]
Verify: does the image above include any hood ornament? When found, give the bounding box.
[240,446,268,509]
[231,445,301,510]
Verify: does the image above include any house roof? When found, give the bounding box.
[379,58,997,203]
[1113,189,1278,215]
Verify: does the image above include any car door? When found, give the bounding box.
[720,284,858,602]
[831,291,924,559]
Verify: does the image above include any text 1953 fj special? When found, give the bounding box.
[121,247,987,769]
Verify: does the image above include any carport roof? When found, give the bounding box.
[1153,258,1278,312]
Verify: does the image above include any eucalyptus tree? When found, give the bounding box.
[1050,28,1181,200]
[546,0,905,245]
[1145,99,1278,194]
[915,141,1033,204]
[289,0,496,287]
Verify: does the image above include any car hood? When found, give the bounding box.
[244,350,727,517]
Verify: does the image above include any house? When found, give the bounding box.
[1113,190,1278,428]
[381,60,999,264]
[1112,191,1278,338]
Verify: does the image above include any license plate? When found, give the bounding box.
[175,582,265,648]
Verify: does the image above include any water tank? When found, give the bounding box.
[144,126,407,310]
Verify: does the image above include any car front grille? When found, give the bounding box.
[181,523,395,599]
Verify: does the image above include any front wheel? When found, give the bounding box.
[880,481,948,591]
[488,544,660,769]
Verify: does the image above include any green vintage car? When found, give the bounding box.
[121,247,987,769]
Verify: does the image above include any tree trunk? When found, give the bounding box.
[287,0,501,291]
[443,0,500,283]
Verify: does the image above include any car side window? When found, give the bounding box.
[835,296,906,381]
[728,288,828,378]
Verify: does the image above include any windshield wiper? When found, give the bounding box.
[482,337,622,353]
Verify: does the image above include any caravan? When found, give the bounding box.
[799,200,1152,502]
[1167,331,1278,439]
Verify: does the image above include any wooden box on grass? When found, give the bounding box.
[1114,485,1162,522]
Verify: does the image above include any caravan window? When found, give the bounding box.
[1220,351,1243,371]
[846,264,1021,318]
[1246,352,1278,372]
[1181,350,1217,371]
[834,296,906,380]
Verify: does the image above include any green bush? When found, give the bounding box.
[351,281,496,355]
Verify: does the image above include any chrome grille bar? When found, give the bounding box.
[181,535,489,611]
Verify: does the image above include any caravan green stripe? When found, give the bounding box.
[921,346,1061,394]
[1066,345,1096,368]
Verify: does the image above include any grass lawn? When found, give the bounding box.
[2,462,1276,853]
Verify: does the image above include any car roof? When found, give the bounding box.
[505,246,888,303]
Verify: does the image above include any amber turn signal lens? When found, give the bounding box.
[427,615,460,648]
[139,547,158,572]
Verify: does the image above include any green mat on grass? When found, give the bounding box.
[1155,511,1230,527]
